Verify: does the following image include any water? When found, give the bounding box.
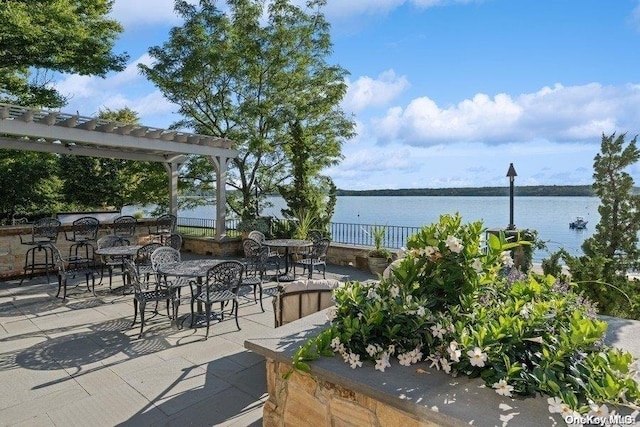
[177,195,601,261]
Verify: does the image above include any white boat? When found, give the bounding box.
[569,216,588,229]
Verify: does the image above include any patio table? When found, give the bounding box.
[95,245,143,291]
[264,239,312,282]
[156,259,223,328]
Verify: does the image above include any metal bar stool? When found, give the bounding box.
[19,218,61,284]
[64,216,100,268]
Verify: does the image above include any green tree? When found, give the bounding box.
[0,0,128,107]
[583,133,640,275]
[279,120,338,231]
[543,133,640,318]
[0,150,63,222]
[58,107,168,211]
[140,0,354,219]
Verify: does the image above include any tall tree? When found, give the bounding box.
[582,133,640,274]
[0,0,128,107]
[140,0,354,219]
[58,107,168,211]
[0,150,62,222]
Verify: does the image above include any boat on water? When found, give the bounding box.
[569,216,588,229]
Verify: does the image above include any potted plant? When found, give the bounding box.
[367,224,392,275]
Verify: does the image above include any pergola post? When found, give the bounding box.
[163,161,181,217]
[211,156,229,240]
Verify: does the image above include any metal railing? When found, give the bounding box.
[176,217,419,249]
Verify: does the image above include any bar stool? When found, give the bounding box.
[19,218,61,284]
[148,214,176,244]
[65,216,100,268]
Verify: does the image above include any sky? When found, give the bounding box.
[53,0,640,190]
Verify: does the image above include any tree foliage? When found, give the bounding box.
[542,133,640,318]
[0,150,62,222]
[58,107,168,211]
[140,0,354,219]
[0,0,128,107]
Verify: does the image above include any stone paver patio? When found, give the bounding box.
[0,253,375,426]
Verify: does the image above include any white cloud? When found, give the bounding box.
[371,83,640,146]
[344,70,410,113]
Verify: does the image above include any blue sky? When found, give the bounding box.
[54,0,640,190]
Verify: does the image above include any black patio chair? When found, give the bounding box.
[134,242,163,285]
[96,235,129,290]
[189,260,244,339]
[241,245,279,312]
[64,216,100,267]
[123,259,177,339]
[148,214,177,243]
[164,233,182,251]
[51,244,99,300]
[293,237,330,279]
[113,215,137,239]
[19,218,61,284]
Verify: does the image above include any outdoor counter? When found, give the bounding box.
[244,310,640,427]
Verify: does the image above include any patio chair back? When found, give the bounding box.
[113,215,137,238]
[66,216,100,242]
[165,233,182,250]
[150,246,181,272]
[31,218,61,243]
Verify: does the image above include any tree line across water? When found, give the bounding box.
[338,185,601,197]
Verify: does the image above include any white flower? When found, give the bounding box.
[375,353,391,372]
[390,285,400,298]
[409,347,423,363]
[440,358,452,374]
[445,235,464,253]
[492,379,514,397]
[427,355,440,369]
[500,251,514,268]
[471,258,484,273]
[447,341,461,362]
[547,397,563,413]
[330,337,341,350]
[587,402,609,417]
[348,352,363,369]
[422,246,437,257]
[326,307,337,322]
[467,347,488,367]
[387,344,395,355]
[431,323,446,339]
[405,295,413,303]
[366,287,378,300]
[365,344,378,357]
[416,306,426,317]
[520,303,531,319]
[398,247,407,257]
[398,353,412,366]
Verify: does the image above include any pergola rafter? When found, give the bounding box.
[0,103,237,239]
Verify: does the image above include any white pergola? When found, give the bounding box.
[0,103,238,240]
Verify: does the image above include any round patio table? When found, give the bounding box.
[156,259,224,328]
[95,245,143,291]
[263,239,312,281]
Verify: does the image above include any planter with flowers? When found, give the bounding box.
[290,213,640,424]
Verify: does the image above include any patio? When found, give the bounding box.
[0,252,376,426]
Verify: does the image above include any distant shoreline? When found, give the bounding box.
[336,185,597,197]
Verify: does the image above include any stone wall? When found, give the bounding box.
[263,359,437,427]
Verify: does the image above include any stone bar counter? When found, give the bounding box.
[245,310,640,427]
[0,219,158,279]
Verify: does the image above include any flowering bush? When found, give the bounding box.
[292,214,640,420]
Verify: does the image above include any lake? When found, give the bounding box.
[172,195,601,261]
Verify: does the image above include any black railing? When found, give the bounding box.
[177,217,420,249]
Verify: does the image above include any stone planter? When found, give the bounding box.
[367,255,389,275]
